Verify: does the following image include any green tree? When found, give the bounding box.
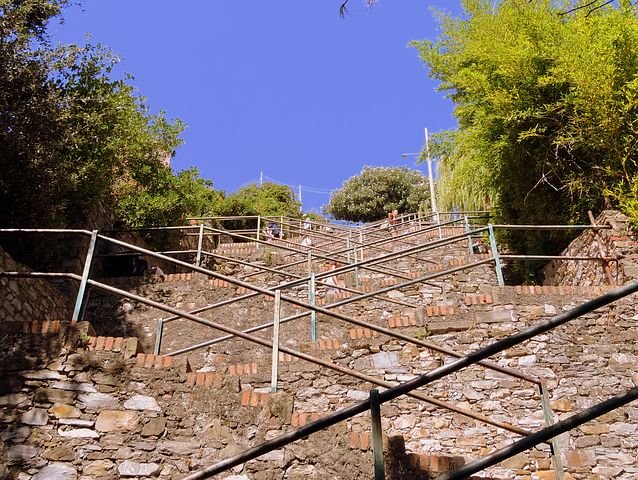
[218,182,301,236]
[115,167,224,228]
[325,166,430,222]
[0,0,221,231]
[222,183,301,218]
[412,0,638,258]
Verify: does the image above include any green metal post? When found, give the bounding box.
[72,230,98,324]
[196,223,204,267]
[370,389,385,480]
[540,383,565,480]
[309,273,316,341]
[353,248,359,288]
[488,224,504,287]
[270,290,281,392]
[154,318,164,355]
[464,215,473,256]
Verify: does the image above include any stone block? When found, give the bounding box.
[550,399,573,413]
[118,460,161,477]
[427,319,473,334]
[34,387,77,404]
[562,449,596,468]
[77,392,119,409]
[474,309,513,324]
[141,417,166,437]
[84,460,115,476]
[122,337,142,359]
[20,408,48,426]
[32,463,77,480]
[58,427,99,438]
[123,394,161,411]
[95,410,139,432]
[371,351,399,369]
[578,423,608,435]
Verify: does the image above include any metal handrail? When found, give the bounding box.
[179,279,638,480]
[2,220,625,480]
[439,386,638,480]
[241,217,466,282]
[163,257,540,387]
[156,223,476,330]
[0,229,542,433]
[81,276,527,436]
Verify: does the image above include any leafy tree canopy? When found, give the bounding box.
[221,183,301,218]
[412,0,638,258]
[0,0,221,229]
[325,166,431,222]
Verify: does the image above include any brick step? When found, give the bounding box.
[0,319,64,335]
[85,335,141,358]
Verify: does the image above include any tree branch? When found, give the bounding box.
[339,0,349,18]
[585,0,614,16]
[559,0,613,16]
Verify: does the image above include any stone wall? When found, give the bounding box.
[2,224,638,479]
[0,246,71,323]
[543,210,638,286]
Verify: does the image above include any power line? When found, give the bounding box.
[261,173,335,196]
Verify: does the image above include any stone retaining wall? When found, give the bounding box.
[2,222,638,479]
[543,210,638,286]
[0,246,71,323]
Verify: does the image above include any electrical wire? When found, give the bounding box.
[261,173,335,196]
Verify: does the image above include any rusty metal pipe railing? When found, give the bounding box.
[157,225,494,343]
[0,272,80,280]
[179,279,638,480]
[493,224,612,231]
[83,277,527,436]
[166,257,540,387]
[241,218,457,281]
[439,386,638,480]
[159,225,484,331]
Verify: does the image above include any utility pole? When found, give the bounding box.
[260,172,263,187]
[298,185,303,212]
[424,128,439,224]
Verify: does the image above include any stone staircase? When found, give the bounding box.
[1,219,638,479]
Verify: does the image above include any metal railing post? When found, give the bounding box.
[488,224,504,287]
[307,250,312,274]
[370,389,385,480]
[464,215,473,256]
[540,383,565,480]
[154,318,164,355]
[347,238,351,263]
[270,290,282,392]
[279,215,284,239]
[196,224,204,267]
[256,216,261,241]
[353,247,359,288]
[71,229,98,325]
[309,273,317,341]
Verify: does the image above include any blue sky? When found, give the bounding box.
[51,1,462,213]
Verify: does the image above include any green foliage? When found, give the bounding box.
[219,182,301,233]
[0,0,222,229]
[115,167,224,228]
[221,183,301,218]
[325,166,430,222]
[413,0,638,260]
